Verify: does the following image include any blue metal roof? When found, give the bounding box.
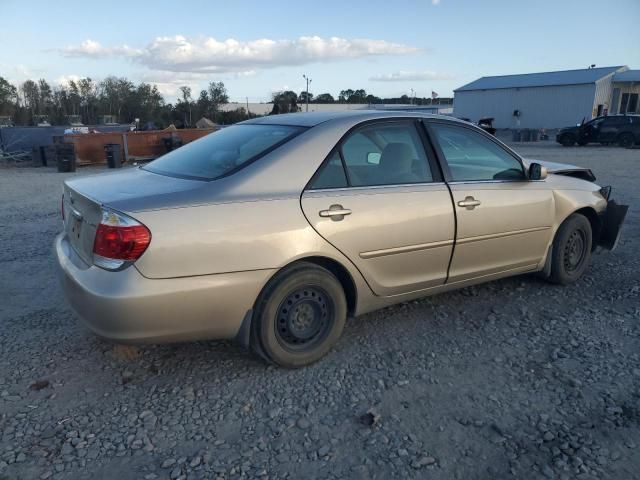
[613,70,640,82]
[455,66,626,92]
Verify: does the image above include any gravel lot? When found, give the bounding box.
[1,141,639,480]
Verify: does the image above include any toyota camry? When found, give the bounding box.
[56,111,628,367]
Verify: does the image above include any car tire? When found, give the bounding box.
[576,138,588,146]
[618,133,635,149]
[548,214,592,285]
[251,262,347,368]
[559,134,575,147]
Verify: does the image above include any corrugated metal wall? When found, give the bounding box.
[593,75,616,115]
[453,84,597,129]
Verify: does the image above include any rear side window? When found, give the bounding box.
[310,121,433,189]
[144,124,305,180]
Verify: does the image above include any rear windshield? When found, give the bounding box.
[144,124,306,180]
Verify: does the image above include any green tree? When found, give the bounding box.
[298,91,313,104]
[0,76,18,116]
[207,81,229,120]
[270,91,299,114]
[314,93,334,103]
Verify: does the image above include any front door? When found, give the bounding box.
[427,122,554,283]
[301,120,455,296]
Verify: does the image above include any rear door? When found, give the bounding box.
[598,116,624,143]
[426,121,554,283]
[301,120,455,296]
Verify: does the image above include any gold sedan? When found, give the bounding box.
[55,111,628,367]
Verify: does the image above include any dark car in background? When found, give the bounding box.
[556,114,640,148]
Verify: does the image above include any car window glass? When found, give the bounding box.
[340,122,433,187]
[310,151,348,189]
[431,123,524,181]
[144,124,304,180]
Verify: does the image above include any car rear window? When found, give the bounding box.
[144,124,306,180]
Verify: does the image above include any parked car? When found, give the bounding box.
[458,117,496,135]
[556,114,640,147]
[56,111,628,368]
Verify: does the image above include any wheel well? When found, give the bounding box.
[572,207,601,250]
[291,256,357,316]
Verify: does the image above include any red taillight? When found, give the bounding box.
[92,209,151,269]
[94,223,151,261]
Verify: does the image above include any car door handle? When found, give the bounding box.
[319,204,352,221]
[457,196,481,209]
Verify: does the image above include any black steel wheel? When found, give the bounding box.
[251,262,347,368]
[275,286,334,352]
[563,229,587,273]
[548,213,592,285]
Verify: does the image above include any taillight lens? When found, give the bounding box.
[93,209,151,270]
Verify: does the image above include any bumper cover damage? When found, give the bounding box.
[599,199,628,250]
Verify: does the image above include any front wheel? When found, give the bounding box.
[251,262,347,368]
[559,134,576,147]
[548,214,592,285]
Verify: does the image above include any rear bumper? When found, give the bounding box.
[598,199,629,251]
[55,233,274,343]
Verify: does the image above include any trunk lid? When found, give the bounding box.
[62,167,208,265]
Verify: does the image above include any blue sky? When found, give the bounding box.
[1,0,638,102]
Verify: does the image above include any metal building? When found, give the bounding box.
[453,66,632,129]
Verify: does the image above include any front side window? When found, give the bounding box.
[144,124,305,180]
[430,123,524,182]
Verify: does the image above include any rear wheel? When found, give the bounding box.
[251,262,347,368]
[559,134,576,147]
[618,133,635,148]
[548,214,592,285]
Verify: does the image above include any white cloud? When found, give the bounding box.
[62,39,141,58]
[55,74,82,86]
[369,70,454,82]
[60,35,421,73]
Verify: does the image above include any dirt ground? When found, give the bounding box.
[1,140,639,480]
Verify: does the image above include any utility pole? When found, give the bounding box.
[303,74,312,112]
[410,88,415,105]
[246,97,250,119]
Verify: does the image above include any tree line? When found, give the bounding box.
[0,76,252,128]
[0,75,452,127]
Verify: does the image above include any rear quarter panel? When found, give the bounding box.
[132,197,358,280]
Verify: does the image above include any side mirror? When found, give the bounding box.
[529,162,548,181]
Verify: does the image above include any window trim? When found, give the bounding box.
[306,118,442,191]
[422,119,527,184]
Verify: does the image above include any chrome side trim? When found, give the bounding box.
[448,180,529,185]
[360,239,454,259]
[457,226,551,245]
[306,182,446,194]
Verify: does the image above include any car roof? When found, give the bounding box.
[241,110,465,127]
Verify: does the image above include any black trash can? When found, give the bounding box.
[163,135,183,152]
[104,143,122,168]
[56,144,76,172]
[512,129,521,142]
[530,129,539,142]
[521,129,531,142]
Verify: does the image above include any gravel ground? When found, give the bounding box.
[1,141,639,480]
